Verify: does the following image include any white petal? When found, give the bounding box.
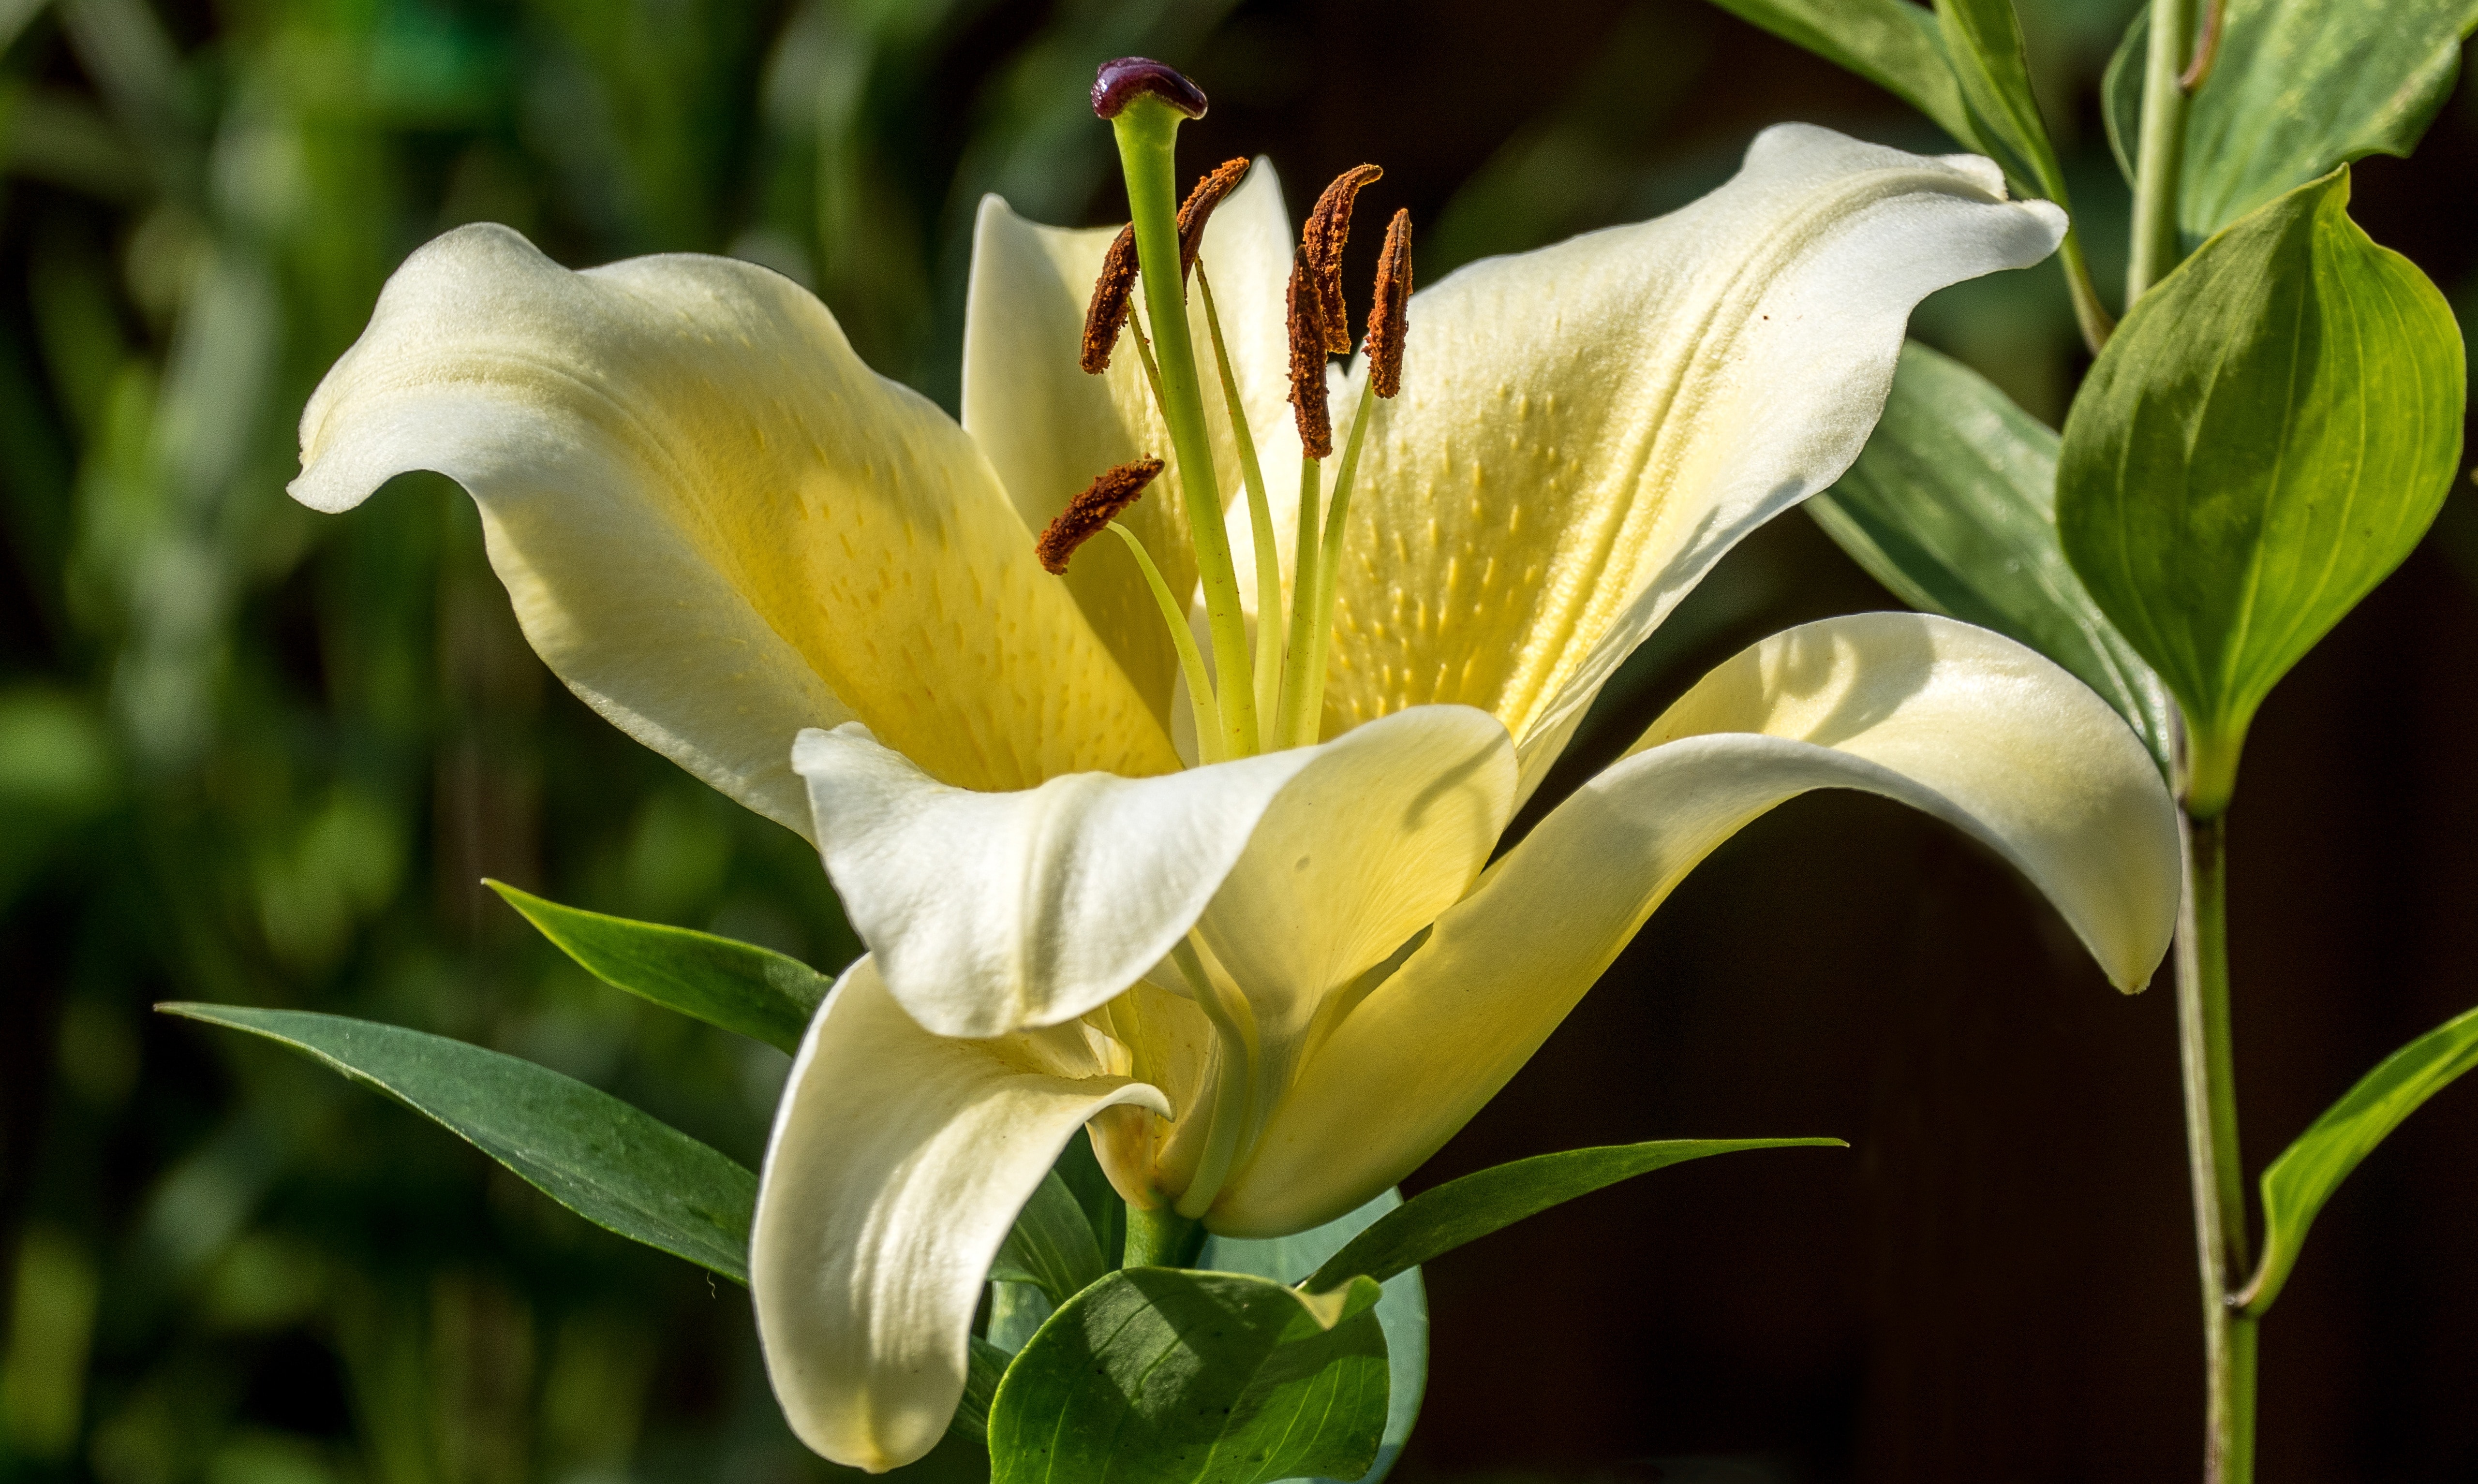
[962,163,1300,718]
[1216,613,2180,1235]
[294,224,1174,832]
[794,706,1505,1040]
[1319,124,2068,796]
[751,956,1168,1472]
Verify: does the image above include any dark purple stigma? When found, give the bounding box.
[1092,58,1208,120]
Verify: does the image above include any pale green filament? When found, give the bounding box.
[1107,523,1223,765]
[1281,382,1376,748]
[1110,99,1258,757]
[1274,455,1323,747]
[1168,939,1257,1220]
[1125,313,1169,431]
[1196,264,1285,734]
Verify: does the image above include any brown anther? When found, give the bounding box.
[1301,164,1382,355]
[1365,209,1413,399]
[1286,247,1334,459]
[1176,158,1250,281]
[1037,459,1165,574]
[1092,59,1207,120]
[1080,225,1140,374]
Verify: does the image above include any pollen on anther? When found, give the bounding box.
[1365,208,1413,398]
[1036,459,1165,574]
[1081,225,1140,374]
[1177,158,1251,281]
[1286,246,1334,459]
[1301,164,1382,355]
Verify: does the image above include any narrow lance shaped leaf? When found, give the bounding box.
[1698,0,1979,150]
[160,1003,757,1281]
[2057,168,2464,814]
[987,1267,1392,1484]
[2240,1001,2478,1317]
[1304,1138,1842,1294]
[2107,0,2478,243]
[1810,340,2174,774]
[488,879,831,1054]
[1203,1187,1429,1484]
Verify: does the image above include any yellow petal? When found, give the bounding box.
[962,162,1299,720]
[751,956,1167,1471]
[294,224,1175,829]
[1215,614,2179,1234]
[1319,124,2067,796]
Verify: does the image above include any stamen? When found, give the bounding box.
[1286,246,1334,459]
[1302,164,1381,355]
[1080,225,1141,374]
[1035,458,1164,574]
[1091,58,1207,120]
[1176,158,1250,282]
[1365,208,1413,399]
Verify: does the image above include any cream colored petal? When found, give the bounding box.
[1320,123,2068,796]
[293,224,1174,832]
[962,162,1299,720]
[1193,705,1514,1074]
[752,956,1167,1471]
[1215,614,2180,1235]
[794,705,1506,1042]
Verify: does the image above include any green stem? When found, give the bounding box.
[1123,1204,1206,1269]
[1110,99,1256,757]
[2127,0,2196,302]
[2177,803,2255,1484]
[2058,229,2115,354]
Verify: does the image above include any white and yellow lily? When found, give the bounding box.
[292,103,2180,1471]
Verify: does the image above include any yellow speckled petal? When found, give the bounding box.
[292,226,1175,824]
[963,163,1300,719]
[1320,124,2066,795]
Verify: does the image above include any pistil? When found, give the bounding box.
[1098,61,1260,759]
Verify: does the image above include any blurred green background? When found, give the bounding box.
[3,1,2475,1482]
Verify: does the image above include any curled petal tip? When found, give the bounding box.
[1093,57,1207,119]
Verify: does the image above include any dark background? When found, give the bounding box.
[3,1,2475,1481]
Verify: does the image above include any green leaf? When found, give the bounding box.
[160,1003,756,1282]
[487,879,831,1054]
[1810,341,2174,773]
[1302,1138,1842,1294]
[1203,1189,1428,1484]
[2056,169,2464,812]
[1700,0,1979,150]
[987,1267,1391,1484]
[988,1170,1107,1308]
[2182,0,2478,241]
[1934,0,2065,202]
[2243,1001,2478,1316]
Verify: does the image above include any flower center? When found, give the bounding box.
[1037,57,1414,765]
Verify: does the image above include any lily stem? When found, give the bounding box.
[2176,798,2255,1483]
[1111,99,1258,758]
[1123,1204,1207,1269]
[2127,0,2196,301]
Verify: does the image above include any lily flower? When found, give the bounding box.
[290,60,2180,1472]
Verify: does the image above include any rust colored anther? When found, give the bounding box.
[1081,225,1141,374]
[1092,59,1208,120]
[1301,163,1382,355]
[1365,209,1413,399]
[1286,247,1334,459]
[1176,157,1251,281]
[1037,459,1165,574]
